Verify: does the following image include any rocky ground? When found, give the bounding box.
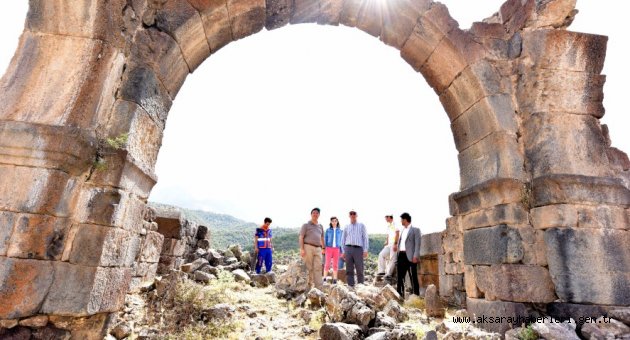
[105,244,630,340]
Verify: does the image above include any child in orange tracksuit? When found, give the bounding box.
[254,217,273,274]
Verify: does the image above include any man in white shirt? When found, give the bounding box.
[396,212,421,298]
[378,215,399,280]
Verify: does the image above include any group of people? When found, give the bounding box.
[253,208,422,299]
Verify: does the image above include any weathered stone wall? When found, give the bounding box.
[152,205,211,274]
[0,0,628,336]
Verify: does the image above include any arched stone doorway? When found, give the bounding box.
[0,0,628,336]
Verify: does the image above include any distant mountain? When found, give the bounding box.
[149,202,387,255]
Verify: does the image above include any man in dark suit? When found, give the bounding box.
[395,212,421,298]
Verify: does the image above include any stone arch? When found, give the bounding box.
[0,0,628,336]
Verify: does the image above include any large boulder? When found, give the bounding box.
[319,323,363,340]
[275,260,309,296]
[382,300,407,323]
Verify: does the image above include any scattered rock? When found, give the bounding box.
[0,319,18,329]
[137,327,159,340]
[299,309,313,323]
[350,303,376,327]
[18,315,48,328]
[251,274,271,287]
[320,322,363,340]
[307,288,327,308]
[295,294,307,307]
[531,318,579,340]
[383,300,408,323]
[232,269,251,283]
[196,239,210,250]
[609,308,630,326]
[581,317,630,339]
[194,271,216,284]
[196,225,209,240]
[181,258,208,273]
[202,304,236,321]
[194,248,207,258]
[224,249,235,258]
[265,271,276,284]
[275,260,310,297]
[229,244,243,260]
[424,330,438,340]
[111,322,132,340]
[207,249,224,266]
[225,257,239,265]
[425,285,444,318]
[380,284,403,304]
[374,312,397,329]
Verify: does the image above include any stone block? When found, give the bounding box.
[464,265,483,298]
[265,0,293,29]
[439,60,505,122]
[155,212,187,239]
[379,0,430,49]
[449,178,525,215]
[118,64,172,127]
[0,257,54,319]
[48,313,111,339]
[420,232,442,257]
[463,225,523,265]
[131,28,189,97]
[532,0,577,29]
[161,238,187,257]
[547,302,623,326]
[41,263,131,316]
[466,298,529,334]
[67,224,137,267]
[139,231,165,263]
[155,0,211,71]
[0,211,17,256]
[474,265,556,303]
[532,174,630,207]
[291,0,320,24]
[457,132,525,191]
[26,0,127,46]
[438,274,463,297]
[135,262,158,281]
[460,203,529,231]
[318,0,343,25]
[544,227,630,305]
[227,0,266,40]
[339,0,361,28]
[521,30,607,74]
[420,28,484,94]
[451,94,518,152]
[0,32,124,129]
[84,151,157,201]
[400,3,458,71]
[188,0,234,52]
[523,112,612,178]
[517,69,605,118]
[531,204,629,230]
[0,165,82,219]
[0,121,97,176]
[6,214,71,261]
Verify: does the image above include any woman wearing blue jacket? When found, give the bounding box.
[323,216,343,284]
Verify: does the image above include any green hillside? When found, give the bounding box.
[149,202,388,255]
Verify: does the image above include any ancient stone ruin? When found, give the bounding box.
[0,0,628,337]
